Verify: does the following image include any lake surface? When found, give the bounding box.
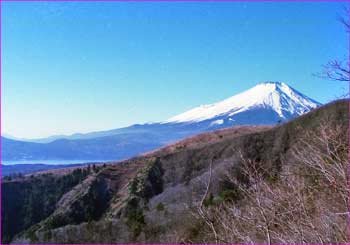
[1,159,114,166]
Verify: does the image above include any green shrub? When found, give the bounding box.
[155,202,165,211]
[125,197,146,238]
[26,227,38,243]
[218,189,241,202]
[203,193,214,207]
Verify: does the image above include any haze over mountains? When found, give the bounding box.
[1,82,320,162]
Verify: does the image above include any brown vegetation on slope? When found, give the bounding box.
[196,122,349,243]
[3,99,349,244]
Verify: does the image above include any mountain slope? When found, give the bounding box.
[167,81,320,123]
[2,82,321,161]
[3,99,348,244]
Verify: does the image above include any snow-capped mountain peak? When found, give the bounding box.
[166,82,321,123]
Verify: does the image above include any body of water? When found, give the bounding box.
[1,159,113,166]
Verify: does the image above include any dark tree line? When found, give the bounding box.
[2,166,94,243]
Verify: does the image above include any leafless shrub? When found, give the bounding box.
[316,6,350,96]
[198,161,218,242]
[198,121,349,244]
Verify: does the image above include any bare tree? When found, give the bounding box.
[197,159,219,244]
[197,121,349,244]
[320,60,350,82]
[317,7,350,83]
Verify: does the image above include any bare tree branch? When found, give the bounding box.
[316,6,350,88]
[317,60,350,82]
[197,159,219,244]
[197,121,349,244]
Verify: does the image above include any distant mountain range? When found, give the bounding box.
[1,82,320,161]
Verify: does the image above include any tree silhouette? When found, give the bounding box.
[317,7,350,84]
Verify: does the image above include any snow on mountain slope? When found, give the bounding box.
[166,82,321,123]
[3,82,322,161]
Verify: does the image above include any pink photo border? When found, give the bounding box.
[0,0,349,244]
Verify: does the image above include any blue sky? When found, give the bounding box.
[2,1,348,138]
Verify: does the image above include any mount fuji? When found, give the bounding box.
[2,82,321,161]
[166,81,320,126]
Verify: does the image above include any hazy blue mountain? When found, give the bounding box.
[2,82,321,161]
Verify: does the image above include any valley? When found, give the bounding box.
[2,99,348,244]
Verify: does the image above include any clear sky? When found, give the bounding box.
[2,1,348,139]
